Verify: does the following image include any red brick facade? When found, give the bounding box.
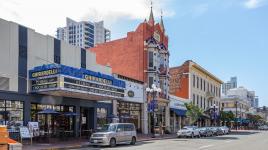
[89,20,168,83]
[169,61,190,99]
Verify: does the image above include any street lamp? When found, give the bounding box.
[213,104,216,126]
[146,84,162,138]
[235,101,238,131]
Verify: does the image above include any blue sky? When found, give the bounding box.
[0,0,267,106]
[111,0,268,106]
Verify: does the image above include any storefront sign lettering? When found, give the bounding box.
[31,69,58,78]
[32,83,58,91]
[31,77,58,85]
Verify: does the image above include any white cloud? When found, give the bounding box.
[244,0,267,9]
[0,0,175,36]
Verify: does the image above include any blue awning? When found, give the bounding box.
[170,108,187,116]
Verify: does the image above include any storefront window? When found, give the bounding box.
[117,102,141,132]
[31,103,75,135]
[96,108,107,129]
[0,100,24,127]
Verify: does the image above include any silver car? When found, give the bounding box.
[90,123,137,147]
[177,126,200,138]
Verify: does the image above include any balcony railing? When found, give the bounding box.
[206,91,215,99]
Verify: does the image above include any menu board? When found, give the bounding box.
[19,127,32,138]
[28,122,39,137]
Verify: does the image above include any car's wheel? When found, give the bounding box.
[110,138,116,147]
[130,136,136,145]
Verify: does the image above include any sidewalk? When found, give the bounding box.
[22,134,177,150]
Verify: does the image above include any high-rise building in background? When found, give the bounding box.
[56,17,111,49]
[222,76,237,95]
[255,96,259,108]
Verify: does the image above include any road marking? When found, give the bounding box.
[199,144,214,149]
[225,140,232,143]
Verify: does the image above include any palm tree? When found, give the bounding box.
[185,103,204,125]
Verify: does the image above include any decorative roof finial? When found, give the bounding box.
[148,0,154,26]
[160,9,165,32]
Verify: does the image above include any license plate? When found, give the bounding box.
[94,140,98,143]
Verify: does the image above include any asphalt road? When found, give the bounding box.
[73,131,268,150]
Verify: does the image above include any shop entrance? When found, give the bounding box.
[80,107,94,136]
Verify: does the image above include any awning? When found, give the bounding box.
[170,108,187,116]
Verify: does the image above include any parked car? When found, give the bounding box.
[90,123,137,147]
[258,125,268,130]
[177,126,200,138]
[198,127,213,137]
[220,126,230,134]
[209,127,222,136]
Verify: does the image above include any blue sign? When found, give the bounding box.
[147,100,157,112]
[29,64,126,88]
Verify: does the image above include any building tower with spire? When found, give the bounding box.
[90,5,170,134]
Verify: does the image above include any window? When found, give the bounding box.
[148,51,154,68]
[0,100,24,126]
[197,95,199,106]
[207,83,209,92]
[117,124,124,132]
[193,94,195,105]
[204,80,206,91]
[193,75,195,87]
[200,97,203,108]
[97,108,107,128]
[200,78,203,90]
[125,124,134,131]
[197,77,199,89]
[204,98,206,109]
[149,77,154,88]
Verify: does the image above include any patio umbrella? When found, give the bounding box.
[37,109,60,114]
[37,109,60,135]
[62,112,78,116]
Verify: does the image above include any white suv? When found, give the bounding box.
[90,123,137,147]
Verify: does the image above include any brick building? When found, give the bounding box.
[90,7,170,134]
[170,60,223,126]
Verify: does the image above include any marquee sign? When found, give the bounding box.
[29,64,125,88]
[29,64,126,98]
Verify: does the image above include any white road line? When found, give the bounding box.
[198,144,214,149]
[225,140,233,143]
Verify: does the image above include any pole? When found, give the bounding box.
[213,105,216,126]
[152,91,156,138]
[236,101,238,131]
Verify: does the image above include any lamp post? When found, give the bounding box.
[146,84,162,138]
[213,104,216,126]
[235,101,238,131]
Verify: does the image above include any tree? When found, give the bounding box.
[185,103,204,125]
[220,111,234,126]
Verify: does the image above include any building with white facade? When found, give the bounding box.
[221,95,251,119]
[56,18,111,49]
[227,87,258,108]
[0,17,127,137]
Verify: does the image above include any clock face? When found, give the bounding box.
[154,31,160,42]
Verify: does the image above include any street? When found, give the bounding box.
[74,131,268,150]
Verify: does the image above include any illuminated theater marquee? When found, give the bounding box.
[29,64,125,98]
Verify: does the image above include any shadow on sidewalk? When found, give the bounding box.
[230,131,260,136]
[88,141,154,149]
